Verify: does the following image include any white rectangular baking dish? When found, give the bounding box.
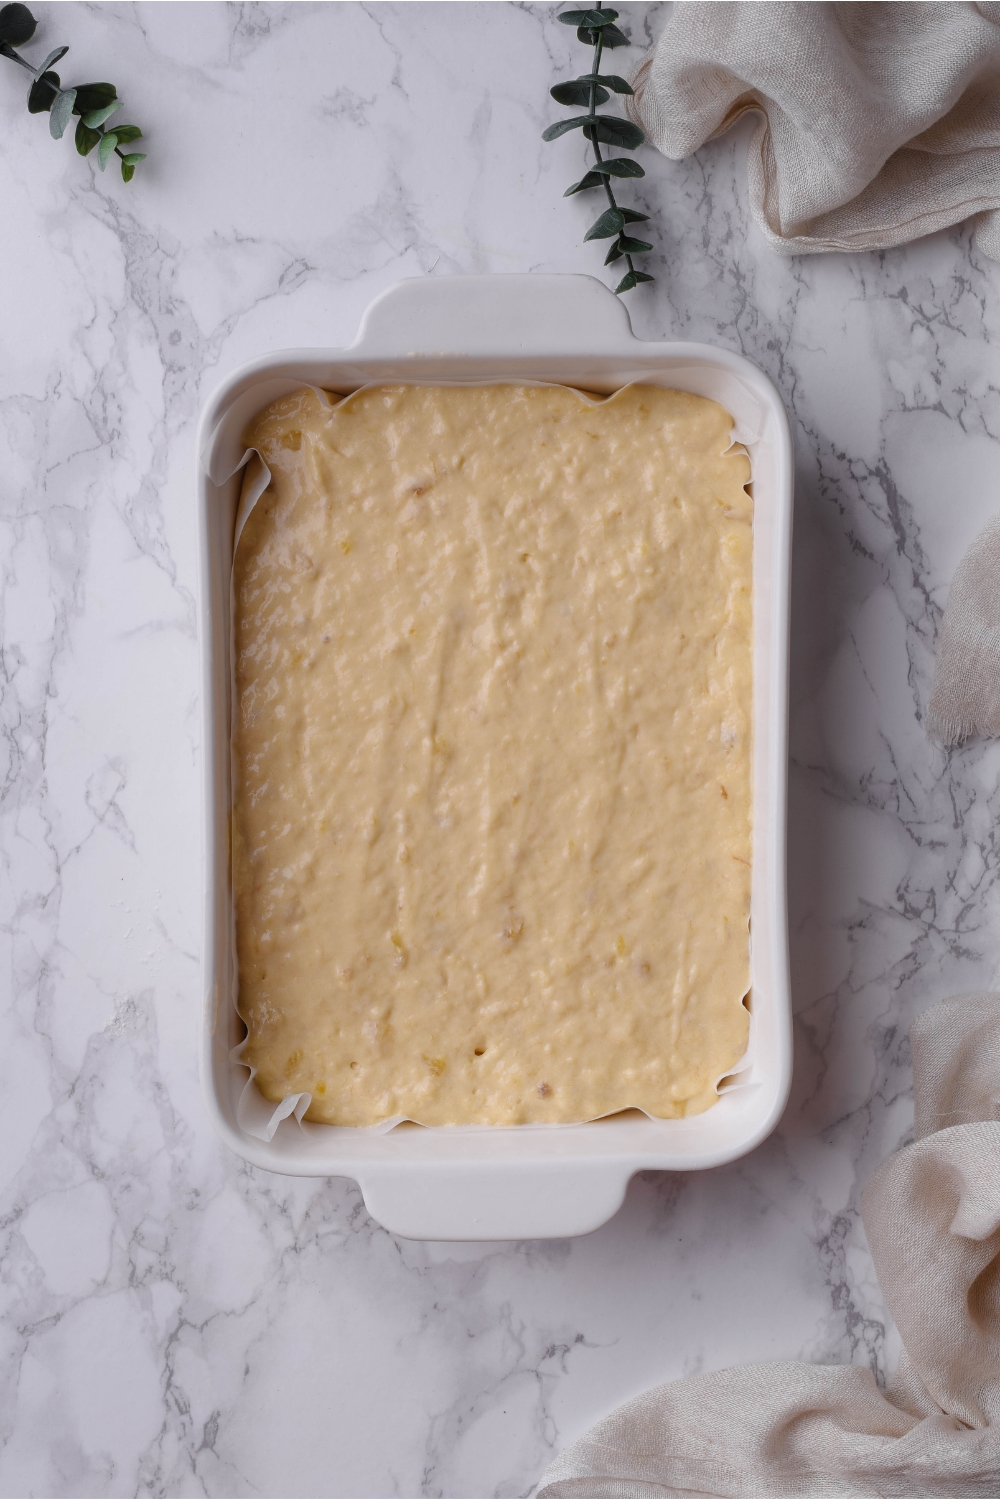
[197,274,792,1241]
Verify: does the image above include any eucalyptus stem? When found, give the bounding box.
[3,41,32,71]
[0,2,146,182]
[543,6,655,294]
[588,17,637,287]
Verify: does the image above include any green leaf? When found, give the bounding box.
[73,81,116,114]
[97,131,118,170]
[633,272,655,283]
[35,45,67,75]
[559,9,618,25]
[619,208,650,223]
[616,234,653,253]
[593,156,645,178]
[27,69,58,112]
[604,242,624,264]
[112,124,142,144]
[120,151,145,165]
[615,271,638,294]
[550,79,608,106]
[0,3,36,46]
[564,170,606,196]
[583,115,644,150]
[121,160,135,182]
[75,116,101,156]
[49,86,76,138]
[542,114,590,142]
[581,72,633,94]
[587,22,626,46]
[584,207,625,240]
[81,99,121,128]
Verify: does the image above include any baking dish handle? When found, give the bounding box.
[357,1162,631,1242]
[351,273,635,359]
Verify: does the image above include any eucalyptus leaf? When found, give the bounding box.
[112,123,141,143]
[97,129,118,169]
[120,151,144,165]
[614,271,637,294]
[0,2,35,46]
[35,45,67,75]
[616,233,653,253]
[73,80,116,113]
[81,98,121,128]
[619,208,649,223]
[596,23,629,46]
[595,156,644,178]
[550,79,607,106]
[583,114,644,149]
[584,206,624,240]
[580,72,633,93]
[26,67,57,111]
[564,170,605,196]
[74,115,100,155]
[633,272,655,283]
[559,9,618,25]
[604,242,624,264]
[48,85,75,137]
[120,160,134,182]
[541,114,589,141]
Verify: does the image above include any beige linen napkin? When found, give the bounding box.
[536,995,1000,1498]
[928,515,1000,743]
[629,1,1000,259]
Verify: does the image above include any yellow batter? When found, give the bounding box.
[233,383,752,1126]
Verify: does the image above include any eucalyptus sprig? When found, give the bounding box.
[544,6,653,294]
[0,3,146,182]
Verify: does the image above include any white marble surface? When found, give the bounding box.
[3,1,1000,1494]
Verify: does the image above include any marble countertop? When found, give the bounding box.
[4,2,1000,1495]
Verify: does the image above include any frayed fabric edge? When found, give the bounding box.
[925,709,978,747]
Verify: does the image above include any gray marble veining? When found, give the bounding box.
[2,2,999,1495]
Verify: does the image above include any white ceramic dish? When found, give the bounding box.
[197,274,793,1241]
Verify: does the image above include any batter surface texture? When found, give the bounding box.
[233,383,752,1126]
